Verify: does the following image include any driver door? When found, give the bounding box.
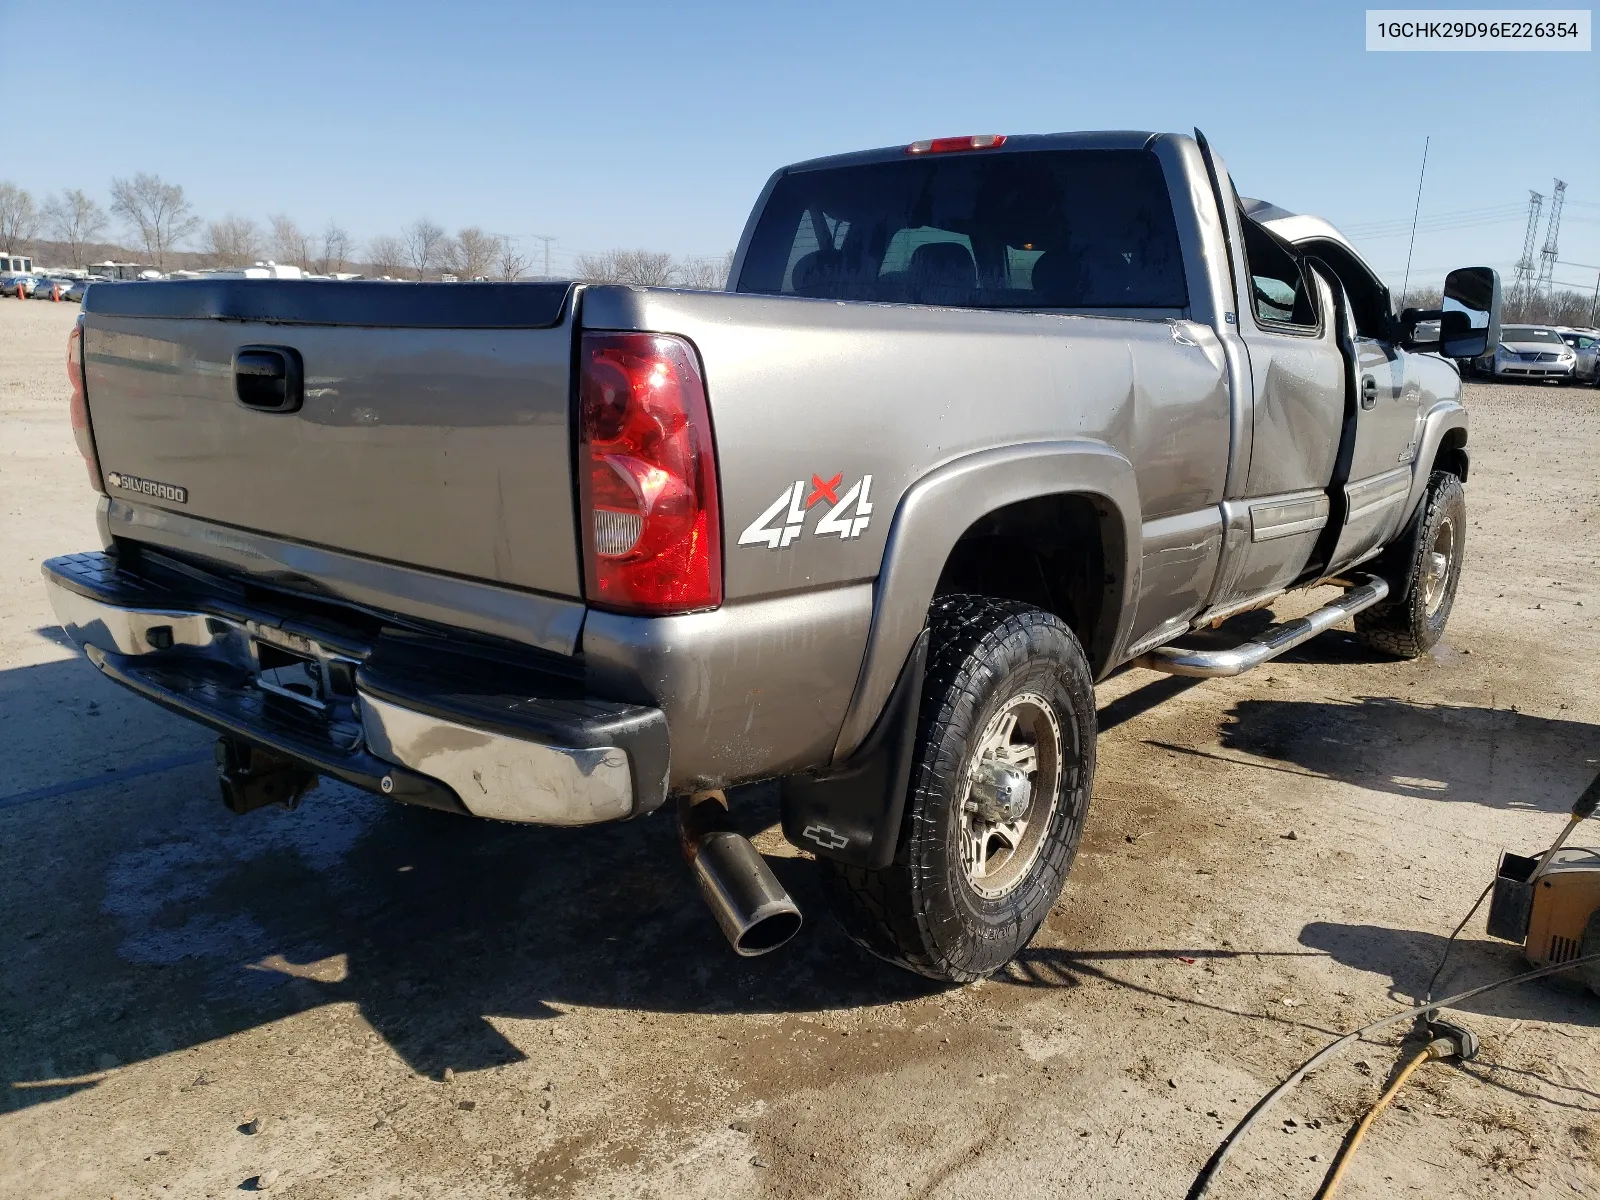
[1324,293,1422,571]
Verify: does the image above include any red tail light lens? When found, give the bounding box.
[67,316,104,492]
[906,134,1007,155]
[578,332,721,614]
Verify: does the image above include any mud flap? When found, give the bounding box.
[779,630,928,868]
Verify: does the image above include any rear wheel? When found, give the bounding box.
[824,595,1096,982]
[1355,471,1465,659]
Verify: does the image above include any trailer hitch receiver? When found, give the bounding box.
[215,736,318,814]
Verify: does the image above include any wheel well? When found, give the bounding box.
[1432,428,1469,481]
[932,494,1112,667]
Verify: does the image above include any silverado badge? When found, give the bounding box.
[104,472,188,504]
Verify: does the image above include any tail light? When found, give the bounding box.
[67,316,104,492]
[578,332,721,614]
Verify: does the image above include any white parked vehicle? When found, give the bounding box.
[1556,327,1600,385]
[1475,324,1578,382]
[196,262,307,280]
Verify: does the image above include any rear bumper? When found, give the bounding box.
[41,552,669,825]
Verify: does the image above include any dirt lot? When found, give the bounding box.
[1,296,1597,1199]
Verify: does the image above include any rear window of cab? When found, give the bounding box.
[738,149,1188,311]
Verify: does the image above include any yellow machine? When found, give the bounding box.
[1488,770,1600,994]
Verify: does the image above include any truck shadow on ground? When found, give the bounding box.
[5,636,1593,1116]
[1186,694,1600,813]
[1,727,941,1113]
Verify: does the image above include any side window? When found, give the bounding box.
[1240,215,1318,331]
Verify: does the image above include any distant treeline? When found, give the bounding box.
[0,176,732,288]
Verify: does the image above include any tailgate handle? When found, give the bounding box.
[233,346,303,413]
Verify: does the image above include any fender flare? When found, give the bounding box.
[1397,401,1468,528]
[830,439,1142,762]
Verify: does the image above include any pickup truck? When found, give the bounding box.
[45,129,1501,983]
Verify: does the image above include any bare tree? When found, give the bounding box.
[109,173,200,269]
[202,215,263,267]
[404,218,448,279]
[269,214,312,270]
[573,250,621,283]
[574,248,679,286]
[495,238,533,281]
[446,227,502,279]
[316,221,355,274]
[676,250,735,290]
[42,189,108,265]
[1503,286,1597,326]
[614,249,677,285]
[365,234,407,277]
[0,182,41,251]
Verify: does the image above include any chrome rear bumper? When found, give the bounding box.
[41,552,669,825]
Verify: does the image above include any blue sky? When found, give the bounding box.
[7,0,1597,290]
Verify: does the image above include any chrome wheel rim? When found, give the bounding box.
[959,692,1063,900]
[1421,516,1456,617]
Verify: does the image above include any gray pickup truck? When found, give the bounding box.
[45,130,1501,982]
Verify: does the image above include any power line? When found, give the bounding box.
[1340,202,1526,236]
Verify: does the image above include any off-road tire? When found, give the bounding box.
[1355,471,1466,659]
[824,595,1096,982]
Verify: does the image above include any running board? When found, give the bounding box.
[1132,575,1390,679]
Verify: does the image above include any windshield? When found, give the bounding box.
[737,149,1188,310]
[1501,327,1562,344]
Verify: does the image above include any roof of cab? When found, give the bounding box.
[779,130,1163,174]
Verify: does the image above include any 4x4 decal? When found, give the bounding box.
[738,473,874,549]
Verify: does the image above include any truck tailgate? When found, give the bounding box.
[81,280,580,598]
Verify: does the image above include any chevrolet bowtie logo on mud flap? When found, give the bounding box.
[104,472,188,504]
[801,823,851,851]
[738,473,873,549]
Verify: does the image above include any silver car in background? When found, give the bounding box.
[1557,327,1600,385]
[1478,324,1577,381]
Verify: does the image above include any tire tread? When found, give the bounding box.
[825,594,1093,981]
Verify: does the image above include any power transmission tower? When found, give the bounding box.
[1534,180,1565,303]
[1512,190,1543,310]
[530,235,556,280]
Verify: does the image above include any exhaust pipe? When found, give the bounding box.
[679,792,802,956]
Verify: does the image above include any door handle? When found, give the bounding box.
[233,346,303,413]
[1360,376,1378,410]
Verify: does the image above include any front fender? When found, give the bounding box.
[1398,400,1468,527]
[830,439,1141,762]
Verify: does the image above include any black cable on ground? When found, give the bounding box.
[1184,951,1600,1200]
[1423,878,1495,1004]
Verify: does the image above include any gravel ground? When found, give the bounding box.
[1,296,1597,1199]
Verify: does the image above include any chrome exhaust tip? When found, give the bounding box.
[680,793,802,957]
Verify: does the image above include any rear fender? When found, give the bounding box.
[830,440,1141,763]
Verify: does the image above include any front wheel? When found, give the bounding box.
[1355,471,1466,659]
[824,595,1096,982]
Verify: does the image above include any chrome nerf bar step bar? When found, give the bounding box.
[1133,575,1390,679]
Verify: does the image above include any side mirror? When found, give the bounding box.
[1400,267,1501,357]
[1440,266,1500,358]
